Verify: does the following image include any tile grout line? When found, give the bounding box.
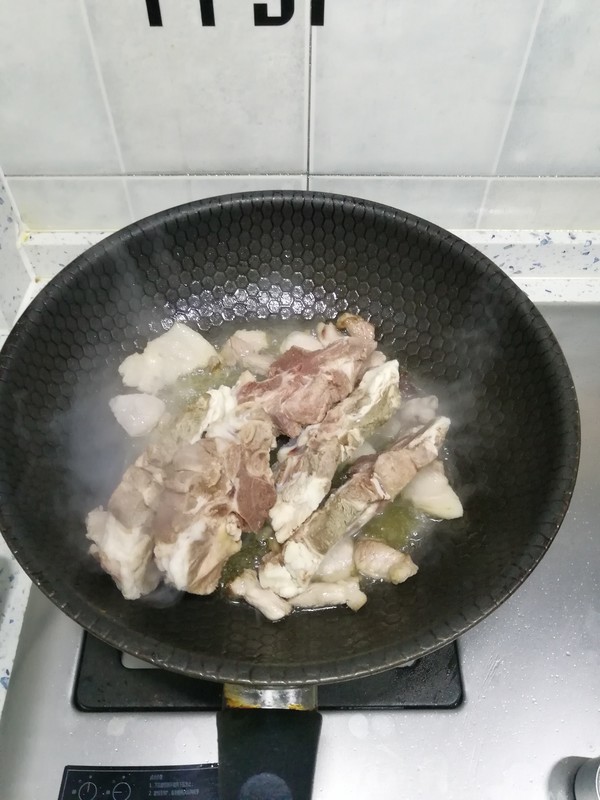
[77,0,135,221]
[476,0,546,228]
[306,22,313,191]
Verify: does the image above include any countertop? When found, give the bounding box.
[1,228,599,719]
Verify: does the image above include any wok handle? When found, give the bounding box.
[217,707,322,800]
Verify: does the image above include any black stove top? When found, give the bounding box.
[75,634,463,712]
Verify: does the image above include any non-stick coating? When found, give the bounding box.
[0,192,579,686]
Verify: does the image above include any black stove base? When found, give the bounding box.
[74,634,463,712]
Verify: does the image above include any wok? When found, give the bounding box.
[0,191,579,799]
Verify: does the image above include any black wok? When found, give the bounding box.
[0,191,579,799]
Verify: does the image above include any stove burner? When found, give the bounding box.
[75,634,463,711]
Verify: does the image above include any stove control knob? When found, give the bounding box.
[112,783,132,800]
[575,758,600,800]
[78,783,98,800]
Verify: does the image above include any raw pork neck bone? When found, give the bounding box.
[236,331,377,437]
[269,359,402,543]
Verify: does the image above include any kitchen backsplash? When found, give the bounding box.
[0,170,31,326]
[1,0,599,230]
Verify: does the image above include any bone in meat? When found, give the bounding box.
[87,386,246,599]
[290,577,367,612]
[153,402,276,594]
[279,416,450,590]
[269,360,402,543]
[229,569,292,621]
[236,330,377,437]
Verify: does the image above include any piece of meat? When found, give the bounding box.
[220,330,274,376]
[336,313,375,341]
[152,399,277,594]
[279,417,450,590]
[353,539,419,584]
[236,330,377,437]
[229,569,292,621]
[401,459,463,519]
[314,536,355,583]
[258,552,304,599]
[269,360,401,542]
[316,321,344,346]
[232,409,277,532]
[195,401,277,533]
[290,578,367,612]
[107,464,163,529]
[109,393,166,437]
[87,387,230,600]
[86,507,161,600]
[142,392,213,469]
[119,322,219,394]
[154,513,242,594]
[92,369,277,600]
[364,350,387,371]
[368,395,439,451]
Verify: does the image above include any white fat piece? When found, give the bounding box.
[258,558,304,599]
[86,507,161,600]
[401,460,463,519]
[109,393,166,437]
[279,331,323,353]
[230,569,292,621]
[314,536,355,583]
[281,540,322,588]
[353,539,419,584]
[221,330,269,364]
[119,323,219,394]
[220,330,273,375]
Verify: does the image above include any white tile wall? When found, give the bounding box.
[8,178,132,231]
[83,0,310,174]
[1,0,600,229]
[0,0,121,175]
[478,178,600,229]
[8,175,306,231]
[497,0,600,176]
[127,174,306,220]
[309,176,486,229]
[309,0,542,175]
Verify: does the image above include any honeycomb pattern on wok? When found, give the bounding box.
[0,192,579,686]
